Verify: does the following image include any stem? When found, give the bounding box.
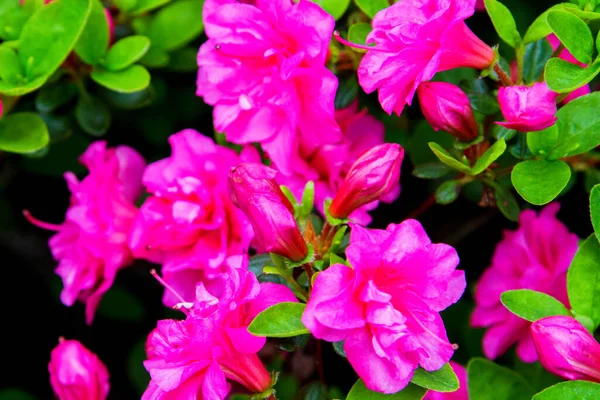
[406,195,436,220]
[515,45,525,84]
[493,63,513,86]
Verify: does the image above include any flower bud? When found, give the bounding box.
[49,339,110,400]
[531,316,600,382]
[417,82,479,142]
[497,82,558,132]
[329,143,403,220]
[229,162,308,262]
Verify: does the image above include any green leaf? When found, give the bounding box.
[347,22,372,53]
[527,124,559,157]
[511,160,571,205]
[248,302,309,338]
[140,47,170,68]
[0,76,46,96]
[311,0,350,20]
[132,0,172,14]
[35,82,78,113]
[491,182,520,222]
[468,358,535,400]
[484,0,521,48]
[248,253,272,277]
[100,84,156,110]
[0,46,23,84]
[0,0,29,41]
[493,125,517,141]
[533,380,600,399]
[0,388,38,400]
[97,285,145,322]
[355,0,389,19]
[74,0,109,65]
[332,340,346,358]
[334,76,358,109]
[128,338,150,395]
[522,39,553,84]
[19,0,92,79]
[523,5,563,44]
[0,112,49,154]
[500,289,571,321]
[147,0,205,52]
[412,163,452,179]
[472,139,506,175]
[300,382,328,400]
[460,79,500,115]
[435,180,461,205]
[299,181,315,219]
[91,65,151,93]
[75,95,111,136]
[567,235,600,332]
[347,380,427,400]
[591,185,600,243]
[411,364,459,393]
[545,58,600,93]
[113,0,137,11]
[428,142,472,174]
[103,36,151,71]
[166,47,198,72]
[547,11,593,64]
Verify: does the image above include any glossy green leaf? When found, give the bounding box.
[355,0,388,18]
[428,142,472,174]
[75,95,111,136]
[311,0,350,20]
[527,124,559,157]
[147,0,204,51]
[562,3,600,22]
[547,10,593,64]
[334,76,359,109]
[412,163,452,179]
[347,22,372,53]
[472,139,506,175]
[500,289,571,322]
[522,39,553,83]
[533,380,600,399]
[567,235,600,332]
[91,65,151,93]
[347,379,427,400]
[0,113,49,154]
[74,0,109,65]
[19,0,92,79]
[248,302,309,337]
[545,59,600,93]
[435,180,461,205]
[511,160,571,205]
[468,358,535,400]
[484,0,521,47]
[35,82,78,113]
[0,0,29,41]
[132,0,172,14]
[523,5,563,44]
[103,36,150,71]
[0,46,23,84]
[411,364,459,393]
[591,185,600,243]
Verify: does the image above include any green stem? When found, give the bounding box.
[270,254,308,302]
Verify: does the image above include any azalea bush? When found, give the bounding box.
[5,0,600,399]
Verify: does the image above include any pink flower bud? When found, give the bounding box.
[229,162,308,262]
[49,339,110,400]
[329,144,403,220]
[417,82,479,142]
[496,82,559,132]
[531,316,600,382]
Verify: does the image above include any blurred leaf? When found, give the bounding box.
[128,337,150,395]
[471,139,506,175]
[591,185,600,242]
[113,0,137,11]
[484,0,521,48]
[167,47,198,72]
[408,121,453,164]
[140,48,171,68]
[0,46,23,84]
[547,10,593,64]
[585,169,600,193]
[545,58,600,93]
[132,0,173,14]
[35,82,78,113]
[347,22,372,53]
[567,235,600,332]
[333,340,346,358]
[91,65,151,93]
[98,285,145,322]
[490,181,519,222]
[435,180,461,205]
[248,302,309,337]
[433,68,477,85]
[0,112,49,154]
[428,142,472,174]
[0,0,29,41]
[493,125,517,141]
[101,84,156,109]
[334,76,358,109]
[500,289,571,321]
[511,159,571,205]
[0,388,38,400]
[311,0,350,20]
[355,0,388,18]
[75,94,111,136]
[74,0,109,65]
[468,358,535,400]
[412,163,452,179]
[347,379,427,399]
[274,374,299,400]
[460,80,500,115]
[527,125,558,157]
[522,39,552,83]
[411,363,459,392]
[300,381,328,400]
[523,5,563,44]
[103,36,151,71]
[40,113,73,141]
[147,0,205,51]
[533,381,600,399]
[249,253,272,277]
[22,132,89,176]
[514,361,561,393]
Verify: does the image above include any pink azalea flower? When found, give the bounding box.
[128,130,254,306]
[143,256,296,399]
[25,142,145,324]
[49,338,110,400]
[496,82,559,132]
[0,98,3,118]
[531,316,600,382]
[423,362,468,400]
[547,34,591,104]
[302,221,466,394]
[197,0,341,175]
[471,203,579,362]
[351,0,494,115]
[475,0,485,11]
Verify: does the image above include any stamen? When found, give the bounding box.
[23,210,62,231]
[149,269,191,316]
[333,30,387,53]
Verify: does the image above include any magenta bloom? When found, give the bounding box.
[328,143,403,220]
[547,34,591,104]
[197,0,341,175]
[496,83,559,132]
[302,221,466,394]
[471,204,579,362]
[129,130,254,306]
[423,362,468,400]
[475,0,485,11]
[532,316,600,382]
[49,339,110,400]
[143,256,296,399]
[26,142,145,324]
[0,98,3,118]
[228,162,308,262]
[357,0,494,115]
[418,82,479,142]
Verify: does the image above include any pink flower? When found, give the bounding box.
[423,362,468,400]
[197,0,341,175]
[547,34,591,104]
[302,221,466,394]
[143,256,296,399]
[475,0,485,11]
[417,82,479,142]
[25,142,145,324]
[0,98,3,118]
[328,143,403,220]
[531,316,600,382]
[355,0,494,115]
[496,82,559,132]
[49,338,110,400]
[471,203,579,362]
[228,162,308,262]
[128,130,253,306]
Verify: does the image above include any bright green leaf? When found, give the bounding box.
[545,59,600,93]
[500,289,571,322]
[355,0,389,19]
[140,48,170,68]
[113,0,137,11]
[468,358,535,400]
[347,22,372,53]
[547,11,593,64]
[428,142,472,174]
[97,285,145,322]
[484,0,521,48]
[132,0,172,14]
[412,163,452,179]
[0,46,23,84]
[435,180,461,205]
[533,380,600,399]
[91,65,151,93]
[74,0,109,65]
[347,379,427,400]
[511,160,571,205]
[0,0,29,41]
[248,302,309,337]
[523,5,563,44]
[103,36,150,71]
[562,3,600,22]
[299,181,315,218]
[522,39,553,84]
[472,139,506,175]
[567,235,600,332]
[75,95,111,136]
[147,0,205,52]
[591,185,600,243]
[0,76,46,96]
[311,0,350,20]
[527,124,559,157]
[411,363,459,393]
[0,112,49,154]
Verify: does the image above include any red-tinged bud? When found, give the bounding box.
[228,162,308,262]
[417,82,479,142]
[329,143,403,220]
[531,316,600,383]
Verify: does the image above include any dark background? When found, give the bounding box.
[0,0,588,398]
